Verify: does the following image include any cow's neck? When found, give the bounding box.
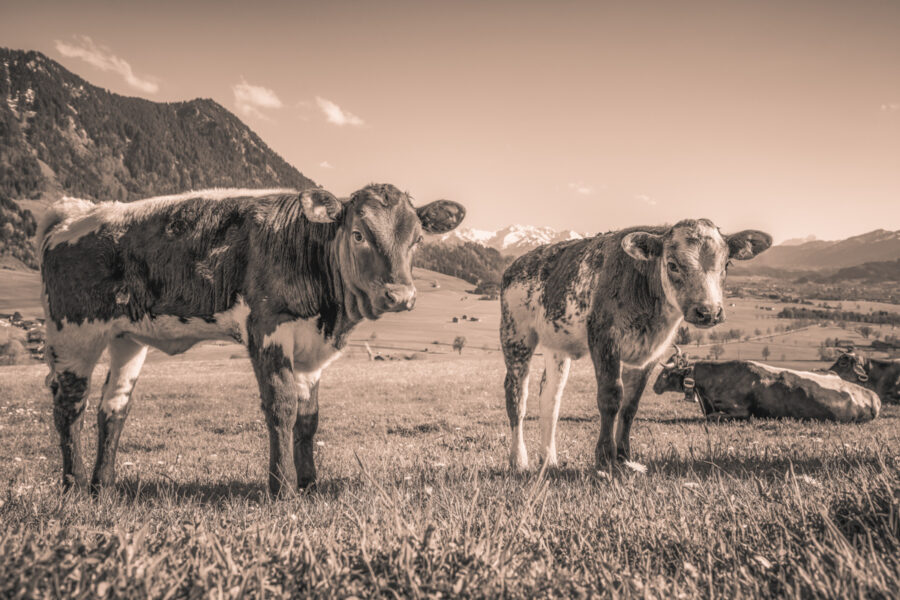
[255,200,360,347]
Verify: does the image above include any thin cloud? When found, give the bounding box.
[55,35,159,94]
[636,194,657,206]
[316,96,364,126]
[881,102,900,112]
[568,182,594,196]
[319,161,334,169]
[233,79,283,119]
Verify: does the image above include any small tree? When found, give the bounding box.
[761,346,771,361]
[453,336,467,355]
[675,326,692,345]
[696,332,705,346]
[710,345,725,360]
[859,326,872,339]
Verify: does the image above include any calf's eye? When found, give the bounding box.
[667,262,680,274]
[352,231,364,243]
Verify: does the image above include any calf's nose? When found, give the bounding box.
[689,304,724,326]
[384,285,417,311]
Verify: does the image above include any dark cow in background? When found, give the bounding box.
[500,218,771,470]
[38,184,465,496]
[828,349,900,405]
[653,348,880,422]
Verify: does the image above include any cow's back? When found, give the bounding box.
[40,192,270,328]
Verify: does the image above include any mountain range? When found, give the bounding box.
[1,48,315,206]
[440,225,900,271]
[741,229,900,271]
[0,48,897,280]
[438,225,584,256]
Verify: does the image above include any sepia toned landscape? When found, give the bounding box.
[1,1,899,597]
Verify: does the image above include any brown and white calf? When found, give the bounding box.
[38,184,464,496]
[828,350,900,405]
[500,219,771,470]
[653,348,880,422]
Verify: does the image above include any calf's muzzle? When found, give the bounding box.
[383,284,416,311]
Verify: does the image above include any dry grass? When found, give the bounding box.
[1,355,898,598]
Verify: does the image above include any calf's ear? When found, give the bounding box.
[417,200,466,234]
[726,230,772,260]
[300,188,344,223]
[622,231,662,261]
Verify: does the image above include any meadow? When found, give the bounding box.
[1,352,898,598]
[2,267,899,597]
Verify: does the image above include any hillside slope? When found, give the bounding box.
[747,229,900,270]
[0,48,315,205]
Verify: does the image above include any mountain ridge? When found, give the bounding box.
[441,224,899,269]
[439,224,585,256]
[0,48,316,205]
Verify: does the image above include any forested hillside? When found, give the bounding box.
[414,242,512,289]
[1,48,315,203]
[0,198,36,268]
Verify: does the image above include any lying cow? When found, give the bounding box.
[653,348,880,422]
[500,218,771,470]
[828,350,900,405]
[38,184,465,496]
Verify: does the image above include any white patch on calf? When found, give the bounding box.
[703,271,724,308]
[99,338,148,414]
[46,297,254,378]
[292,318,342,374]
[261,318,343,375]
[262,321,296,367]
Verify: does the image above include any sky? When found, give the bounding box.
[2,0,899,243]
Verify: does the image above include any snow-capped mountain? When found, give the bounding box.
[438,224,585,256]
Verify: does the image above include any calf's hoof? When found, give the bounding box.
[539,452,559,470]
[509,451,530,472]
[62,472,88,492]
[594,442,618,469]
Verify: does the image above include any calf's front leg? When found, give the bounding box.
[615,366,652,461]
[249,327,299,498]
[294,376,319,489]
[589,328,624,468]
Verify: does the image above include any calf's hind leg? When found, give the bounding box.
[47,341,104,491]
[501,311,537,471]
[539,353,571,467]
[92,337,148,492]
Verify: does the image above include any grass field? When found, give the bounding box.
[1,354,898,598]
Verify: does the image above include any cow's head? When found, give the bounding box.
[653,346,692,394]
[300,184,465,320]
[622,219,771,328]
[828,350,869,383]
